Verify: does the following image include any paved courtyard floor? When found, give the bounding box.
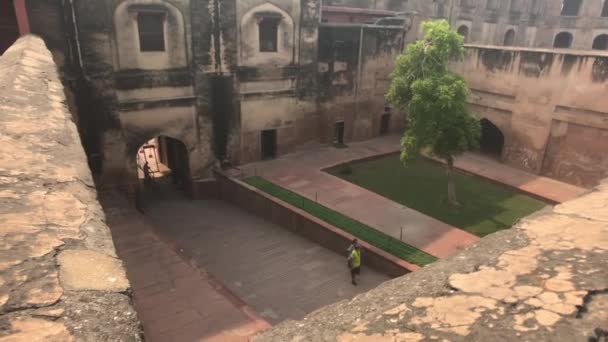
[102,192,270,342]
[239,135,587,258]
[142,195,390,325]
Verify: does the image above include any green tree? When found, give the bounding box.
[387,20,480,206]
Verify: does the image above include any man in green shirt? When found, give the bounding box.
[347,240,361,286]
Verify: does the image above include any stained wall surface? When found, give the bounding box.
[452,45,608,187]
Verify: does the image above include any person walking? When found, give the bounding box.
[143,161,152,186]
[347,240,361,286]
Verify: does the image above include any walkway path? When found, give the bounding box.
[240,135,587,259]
[449,153,587,204]
[143,197,390,324]
[101,192,270,342]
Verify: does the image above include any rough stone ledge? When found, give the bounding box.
[0,36,141,341]
[256,180,608,341]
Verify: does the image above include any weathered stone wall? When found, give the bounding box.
[317,24,406,144]
[58,0,218,191]
[256,177,608,341]
[397,0,608,51]
[21,0,403,174]
[236,0,321,163]
[330,0,608,51]
[452,45,608,187]
[0,36,141,340]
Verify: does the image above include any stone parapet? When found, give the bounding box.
[256,180,608,341]
[0,36,141,341]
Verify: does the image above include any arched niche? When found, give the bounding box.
[239,2,295,67]
[114,0,188,70]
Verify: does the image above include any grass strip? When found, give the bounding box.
[243,176,437,267]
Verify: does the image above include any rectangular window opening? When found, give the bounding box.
[380,114,391,136]
[602,0,608,17]
[261,129,277,160]
[138,12,165,52]
[561,0,582,16]
[259,18,279,52]
[334,121,345,146]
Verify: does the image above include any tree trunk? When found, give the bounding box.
[447,156,459,206]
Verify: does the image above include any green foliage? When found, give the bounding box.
[329,156,547,237]
[388,20,480,163]
[243,176,437,266]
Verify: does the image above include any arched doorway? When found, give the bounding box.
[136,136,190,201]
[592,34,608,50]
[457,25,469,43]
[553,32,573,48]
[504,29,515,46]
[480,119,504,158]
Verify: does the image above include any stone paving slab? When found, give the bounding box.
[240,135,587,259]
[142,198,391,325]
[102,192,269,342]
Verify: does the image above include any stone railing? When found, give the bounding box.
[256,179,608,341]
[0,36,141,341]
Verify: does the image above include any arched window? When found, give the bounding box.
[592,34,608,50]
[560,0,582,16]
[553,32,573,48]
[457,25,469,43]
[504,29,515,46]
[240,3,294,66]
[114,1,187,70]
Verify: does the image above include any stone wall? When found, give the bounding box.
[317,24,406,144]
[0,36,141,341]
[20,0,405,183]
[255,177,608,341]
[236,0,321,163]
[452,45,608,187]
[343,0,608,51]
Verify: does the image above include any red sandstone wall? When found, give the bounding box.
[452,46,608,188]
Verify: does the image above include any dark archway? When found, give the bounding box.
[480,119,504,158]
[504,29,515,46]
[553,32,573,48]
[457,25,469,43]
[592,34,608,50]
[0,1,19,54]
[136,136,190,200]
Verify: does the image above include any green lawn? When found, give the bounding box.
[328,156,547,237]
[243,177,437,267]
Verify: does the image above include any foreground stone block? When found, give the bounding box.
[0,36,141,341]
[58,250,129,292]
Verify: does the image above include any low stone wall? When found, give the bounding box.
[216,173,418,277]
[255,179,608,341]
[0,36,141,341]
